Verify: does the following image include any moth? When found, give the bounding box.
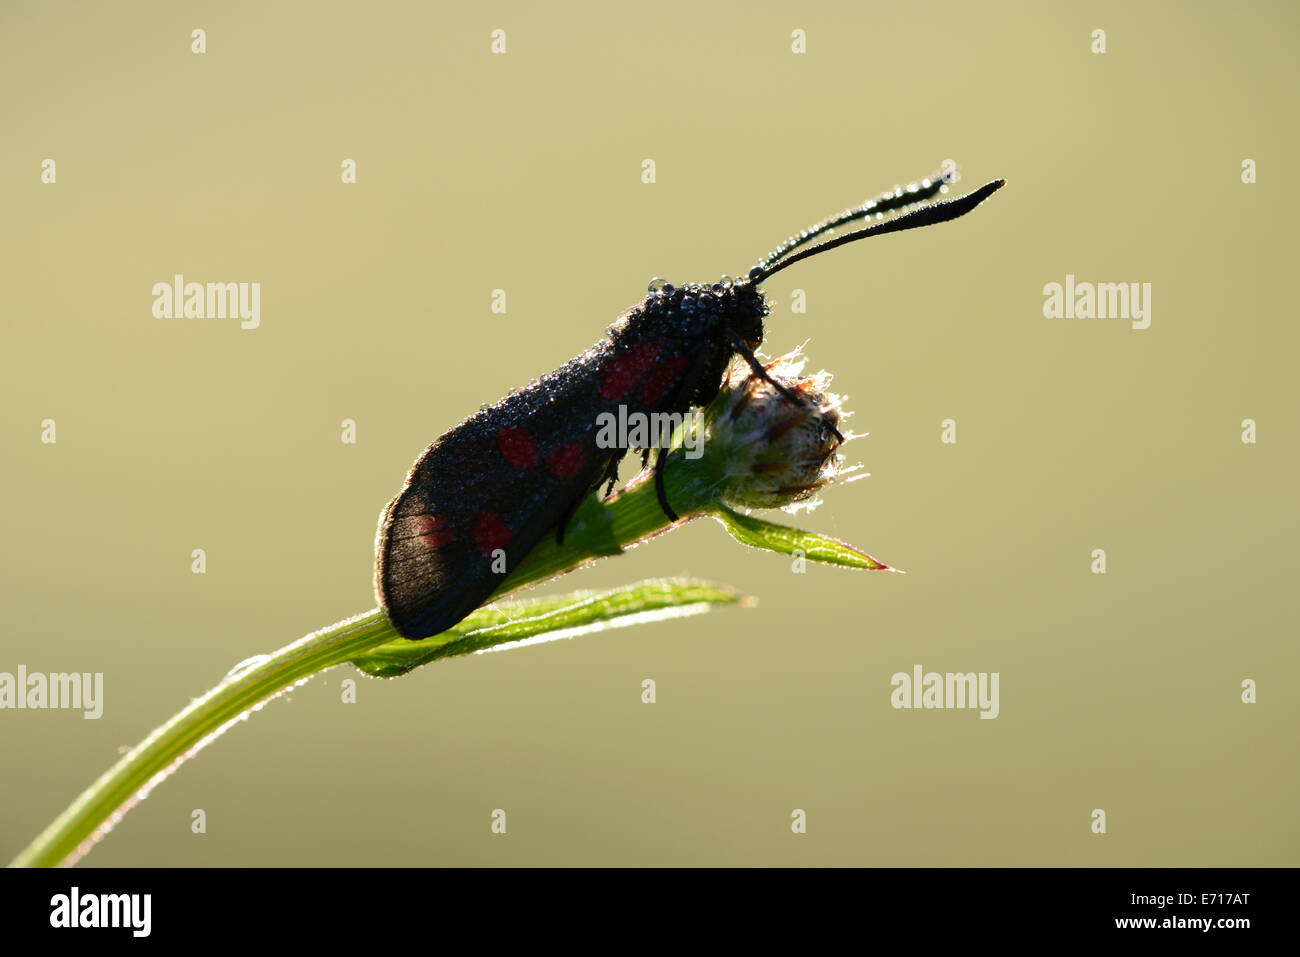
[376,169,1004,639]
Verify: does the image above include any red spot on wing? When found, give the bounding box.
[547,443,585,479]
[600,341,663,400]
[472,510,512,556]
[640,355,692,406]
[497,427,538,470]
[412,514,455,548]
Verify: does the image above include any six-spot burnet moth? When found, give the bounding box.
[376,166,1005,639]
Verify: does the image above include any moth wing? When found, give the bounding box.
[376,411,614,640]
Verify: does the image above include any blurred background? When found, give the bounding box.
[1,0,1296,866]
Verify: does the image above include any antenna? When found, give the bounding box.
[761,170,952,267]
[748,178,1006,284]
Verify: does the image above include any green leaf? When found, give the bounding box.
[710,505,897,572]
[351,578,745,678]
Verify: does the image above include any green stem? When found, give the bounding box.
[8,453,718,868]
[8,610,391,868]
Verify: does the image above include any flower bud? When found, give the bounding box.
[710,354,847,510]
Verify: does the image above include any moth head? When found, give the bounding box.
[720,277,767,351]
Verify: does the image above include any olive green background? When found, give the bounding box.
[2,0,1296,866]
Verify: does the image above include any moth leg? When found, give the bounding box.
[654,446,679,522]
[724,329,845,444]
[601,451,622,499]
[555,492,585,546]
[648,345,716,523]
